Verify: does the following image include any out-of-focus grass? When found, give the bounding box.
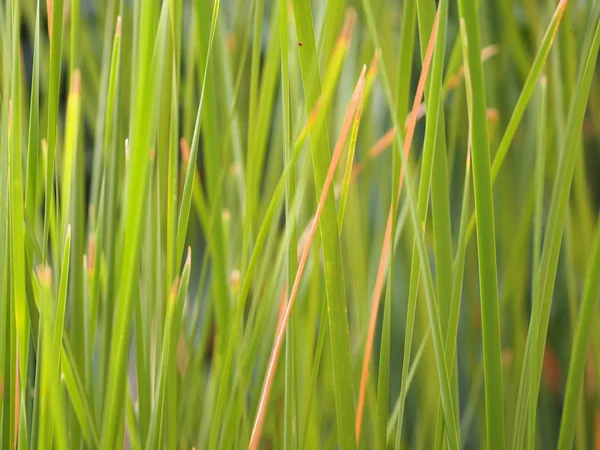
[1,0,600,449]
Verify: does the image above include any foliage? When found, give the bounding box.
[1,0,600,448]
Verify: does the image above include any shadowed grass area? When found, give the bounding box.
[1,0,600,449]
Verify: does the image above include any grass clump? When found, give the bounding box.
[1,0,600,449]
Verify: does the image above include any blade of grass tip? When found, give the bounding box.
[304,53,382,236]
[355,12,438,441]
[175,0,220,268]
[248,66,367,450]
[513,10,600,449]
[338,51,376,231]
[457,3,505,449]
[165,253,192,450]
[146,248,191,450]
[558,214,600,449]
[360,1,461,448]
[464,0,568,241]
[60,71,82,240]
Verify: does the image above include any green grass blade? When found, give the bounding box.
[556,211,600,449]
[175,0,220,275]
[359,2,460,447]
[100,4,171,447]
[61,337,100,448]
[291,1,356,446]
[464,0,568,241]
[512,9,600,448]
[25,0,40,232]
[456,4,506,449]
[43,0,64,262]
[394,0,451,445]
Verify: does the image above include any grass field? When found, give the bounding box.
[1,0,600,448]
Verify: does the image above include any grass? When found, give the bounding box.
[1,0,600,449]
